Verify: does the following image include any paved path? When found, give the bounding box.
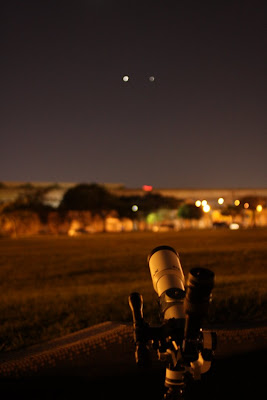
[0,322,266,399]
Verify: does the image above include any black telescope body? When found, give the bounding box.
[184,267,215,340]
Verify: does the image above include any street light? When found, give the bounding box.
[203,204,211,213]
[132,205,138,212]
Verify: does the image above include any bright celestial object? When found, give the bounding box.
[149,76,155,82]
[122,75,129,82]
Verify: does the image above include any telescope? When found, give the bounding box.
[129,245,216,399]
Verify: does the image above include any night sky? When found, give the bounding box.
[1,0,266,188]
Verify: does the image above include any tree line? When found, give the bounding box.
[1,183,183,224]
[1,183,265,231]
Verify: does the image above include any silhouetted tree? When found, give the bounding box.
[3,187,53,224]
[142,193,182,213]
[59,183,118,231]
[221,204,242,223]
[118,193,182,220]
[177,203,203,221]
[117,196,142,219]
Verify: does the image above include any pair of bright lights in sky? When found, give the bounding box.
[122,75,155,82]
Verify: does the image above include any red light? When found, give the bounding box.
[142,185,153,192]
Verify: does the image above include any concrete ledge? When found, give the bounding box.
[0,322,267,378]
[0,322,132,378]
[0,323,266,400]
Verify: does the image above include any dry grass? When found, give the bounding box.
[0,229,267,352]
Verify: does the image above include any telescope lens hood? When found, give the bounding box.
[147,245,178,263]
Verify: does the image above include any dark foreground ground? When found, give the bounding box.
[0,351,266,400]
[0,322,266,400]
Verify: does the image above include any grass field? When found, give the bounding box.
[0,229,267,352]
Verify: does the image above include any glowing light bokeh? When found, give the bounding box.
[142,185,153,192]
[229,223,240,230]
[132,205,138,212]
[203,204,211,213]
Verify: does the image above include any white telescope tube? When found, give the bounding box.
[148,246,185,297]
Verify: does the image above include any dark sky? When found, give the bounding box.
[1,0,266,188]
